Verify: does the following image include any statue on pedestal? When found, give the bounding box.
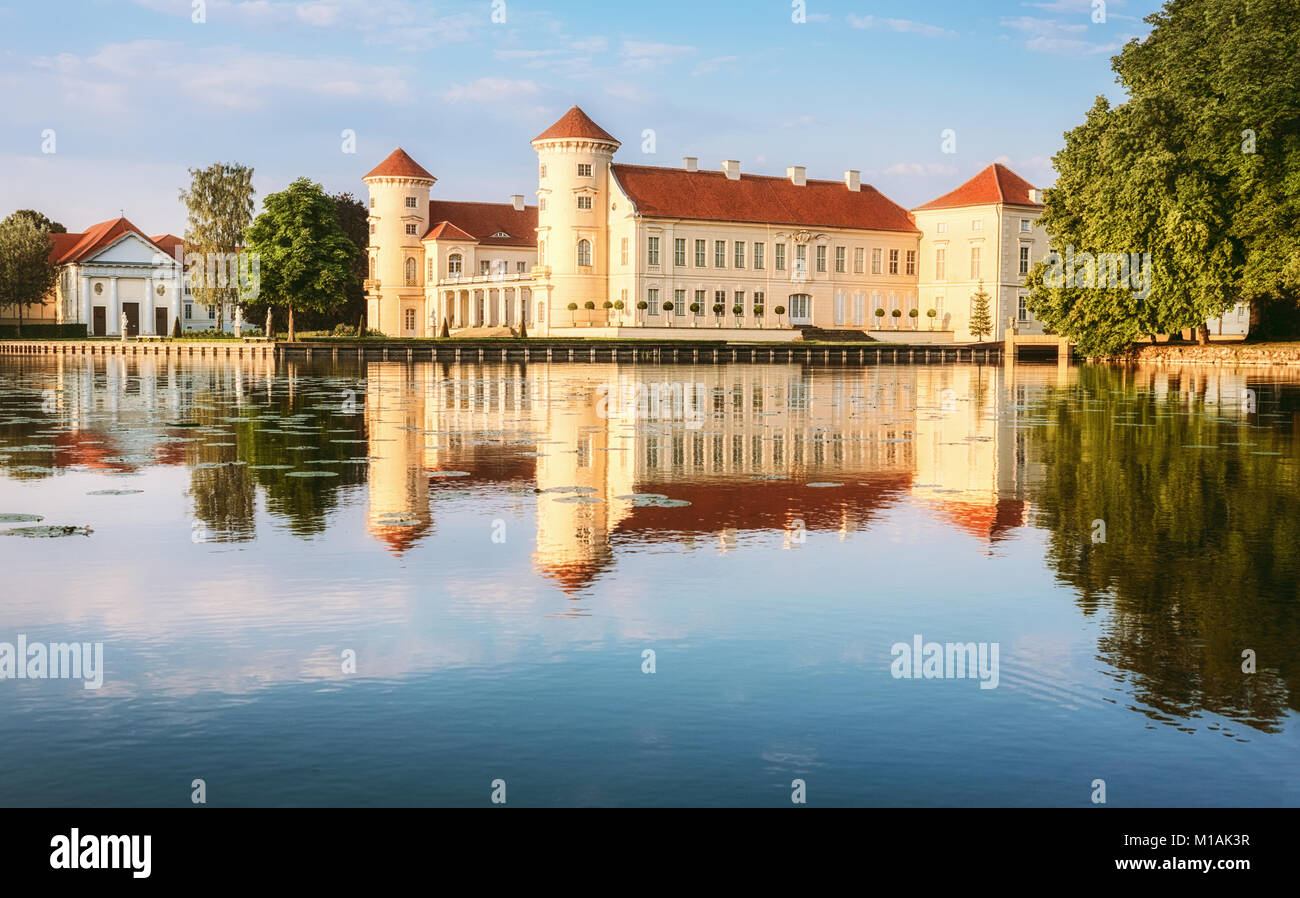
[120,311,128,342]
[234,306,243,338]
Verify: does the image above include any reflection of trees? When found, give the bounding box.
[1026,366,1299,732]
[187,384,367,539]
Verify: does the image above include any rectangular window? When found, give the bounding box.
[539,164,547,178]
[405,196,417,208]
[1020,219,1031,233]
[714,290,727,310]
[734,241,745,268]
[674,238,686,267]
[970,246,981,279]
[936,248,946,280]
[648,236,660,267]
[854,247,864,274]
[621,237,628,266]
[734,291,744,312]
[695,239,706,267]
[1018,295,1029,321]
[835,246,846,273]
[517,261,526,273]
[754,290,764,309]
[905,250,916,276]
[577,163,592,177]
[674,288,686,315]
[428,259,435,280]
[972,219,982,231]
[775,244,786,271]
[936,222,947,234]
[816,245,827,273]
[795,244,807,277]
[1019,245,1030,276]
[853,293,864,325]
[539,198,547,212]
[208,306,216,320]
[888,249,899,275]
[576,195,592,210]
[753,243,765,270]
[405,308,416,331]
[715,240,727,267]
[694,289,706,312]
[184,303,192,320]
[481,260,491,275]
[405,223,418,236]
[648,287,659,314]
[871,248,882,275]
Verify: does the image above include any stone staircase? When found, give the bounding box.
[796,326,877,342]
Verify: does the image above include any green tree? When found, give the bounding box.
[10,210,66,233]
[1026,0,1300,354]
[179,162,255,327]
[0,213,59,336]
[331,192,368,329]
[243,178,358,342]
[968,282,993,341]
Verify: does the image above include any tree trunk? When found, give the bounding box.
[288,305,295,343]
[1198,325,1211,345]
[15,302,22,338]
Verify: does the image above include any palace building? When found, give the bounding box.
[364,105,1249,343]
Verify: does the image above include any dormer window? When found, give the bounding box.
[489,231,510,238]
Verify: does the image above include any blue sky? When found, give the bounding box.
[0,0,1159,234]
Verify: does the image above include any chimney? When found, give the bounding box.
[787,165,807,187]
[510,194,525,211]
[683,156,698,172]
[844,170,861,192]
[722,159,741,180]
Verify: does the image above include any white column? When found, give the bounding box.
[109,278,120,335]
[144,276,155,334]
[80,272,92,335]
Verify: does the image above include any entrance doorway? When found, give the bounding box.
[155,308,168,336]
[122,303,140,337]
[92,307,106,336]
[789,293,812,325]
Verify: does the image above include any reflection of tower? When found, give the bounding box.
[366,361,432,554]
[532,373,636,592]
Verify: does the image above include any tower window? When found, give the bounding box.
[577,239,592,267]
[539,164,547,178]
[405,224,418,236]
[577,195,592,210]
[577,163,592,177]
[405,197,417,208]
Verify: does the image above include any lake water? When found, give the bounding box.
[1,354,1297,807]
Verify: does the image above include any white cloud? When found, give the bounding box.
[885,162,959,177]
[620,41,695,71]
[443,78,541,104]
[692,55,739,76]
[847,15,955,38]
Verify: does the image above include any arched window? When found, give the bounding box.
[577,239,592,267]
[405,257,417,286]
[448,253,462,276]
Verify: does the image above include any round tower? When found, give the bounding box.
[363,148,435,336]
[531,106,620,329]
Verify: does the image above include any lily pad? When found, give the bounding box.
[0,525,92,538]
[0,513,43,523]
[807,482,843,488]
[87,489,144,496]
[554,495,603,504]
[285,471,338,478]
[425,470,471,478]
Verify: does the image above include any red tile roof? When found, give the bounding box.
[424,221,477,242]
[363,147,436,181]
[533,106,619,144]
[47,218,178,264]
[913,163,1042,211]
[611,164,920,232]
[425,200,537,247]
[150,233,184,259]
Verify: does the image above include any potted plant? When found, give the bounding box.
[926,308,937,330]
[874,308,885,328]
[567,301,578,326]
[662,300,674,325]
[732,304,743,328]
[712,302,724,327]
[909,308,919,329]
[774,305,786,327]
[614,299,625,326]
[753,304,764,327]
[636,300,649,326]
[891,308,902,329]
[689,302,700,327]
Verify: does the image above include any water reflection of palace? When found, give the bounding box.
[362,361,1112,588]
